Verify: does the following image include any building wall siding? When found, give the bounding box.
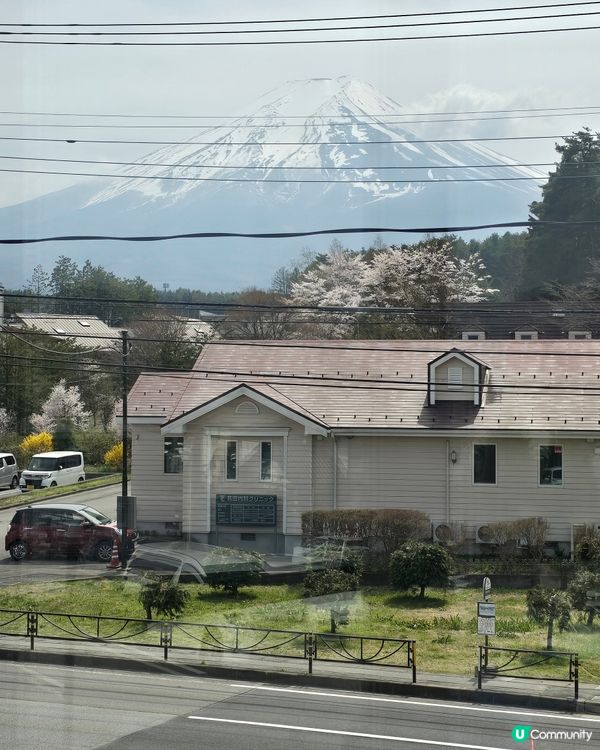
[130,423,183,525]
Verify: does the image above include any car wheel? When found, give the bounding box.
[9,541,29,561]
[10,475,18,489]
[95,540,115,563]
[50,481,57,487]
[77,477,84,482]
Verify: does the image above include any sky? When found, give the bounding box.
[1,0,599,287]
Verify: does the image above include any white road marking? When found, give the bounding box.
[230,684,600,723]
[188,716,510,749]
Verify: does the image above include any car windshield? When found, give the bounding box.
[27,457,59,471]
[81,507,112,525]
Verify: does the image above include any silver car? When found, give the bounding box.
[0,453,19,489]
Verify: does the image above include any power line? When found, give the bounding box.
[3,110,600,129]
[4,10,600,37]
[0,133,579,146]
[2,220,599,245]
[0,165,566,185]
[0,153,571,171]
[5,2,600,27]
[2,103,599,119]
[2,24,600,45]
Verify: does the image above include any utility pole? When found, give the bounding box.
[118,329,135,566]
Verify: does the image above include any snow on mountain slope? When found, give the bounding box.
[0,76,542,289]
[86,76,540,208]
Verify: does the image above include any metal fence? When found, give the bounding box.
[477,644,579,699]
[0,608,417,682]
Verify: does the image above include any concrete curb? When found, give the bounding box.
[1,646,597,716]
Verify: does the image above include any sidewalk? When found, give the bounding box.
[1,633,599,715]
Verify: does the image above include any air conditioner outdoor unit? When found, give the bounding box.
[432,521,464,545]
[475,523,494,544]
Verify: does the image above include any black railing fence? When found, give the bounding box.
[0,608,417,682]
[477,644,579,699]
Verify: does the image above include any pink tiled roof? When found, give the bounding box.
[127,340,600,433]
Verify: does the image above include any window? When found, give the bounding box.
[539,444,563,486]
[447,366,463,389]
[260,441,272,481]
[164,437,183,474]
[568,330,591,339]
[461,331,485,340]
[5,454,15,465]
[473,444,496,485]
[225,440,237,480]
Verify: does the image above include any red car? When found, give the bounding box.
[5,503,137,562]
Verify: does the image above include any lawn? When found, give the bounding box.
[0,579,598,680]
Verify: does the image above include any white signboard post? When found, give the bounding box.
[477,602,496,636]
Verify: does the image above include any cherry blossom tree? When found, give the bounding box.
[289,244,368,336]
[30,379,91,433]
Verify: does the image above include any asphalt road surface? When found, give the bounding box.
[0,484,120,584]
[1,661,598,749]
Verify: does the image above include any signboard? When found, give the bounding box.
[216,494,277,526]
[477,601,496,636]
[482,576,492,601]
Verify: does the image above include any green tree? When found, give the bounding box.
[521,129,600,295]
[389,542,452,598]
[568,568,600,626]
[526,587,571,649]
[138,573,189,621]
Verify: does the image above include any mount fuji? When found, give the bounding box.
[1,76,541,289]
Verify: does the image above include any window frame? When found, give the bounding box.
[538,443,563,487]
[473,443,497,486]
[225,439,238,481]
[163,436,184,474]
[260,440,272,482]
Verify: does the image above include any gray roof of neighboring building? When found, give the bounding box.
[14,313,119,350]
[127,339,600,435]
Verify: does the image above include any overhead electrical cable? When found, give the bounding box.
[2,103,599,119]
[4,10,600,36]
[0,133,578,146]
[0,154,574,171]
[5,2,600,27]
[2,24,600,45]
[3,110,600,128]
[1,348,600,393]
[3,220,600,245]
[0,166,567,184]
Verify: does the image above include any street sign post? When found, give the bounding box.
[482,576,492,602]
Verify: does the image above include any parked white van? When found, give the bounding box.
[0,453,19,489]
[20,451,85,490]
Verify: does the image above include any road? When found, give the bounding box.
[0,484,120,584]
[0,661,597,749]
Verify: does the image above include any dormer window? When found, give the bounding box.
[515,329,538,340]
[461,331,485,341]
[568,330,591,340]
[428,349,490,407]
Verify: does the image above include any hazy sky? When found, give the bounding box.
[1,1,599,285]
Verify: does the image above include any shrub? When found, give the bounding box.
[104,442,124,471]
[303,568,359,633]
[203,548,263,595]
[18,432,53,465]
[575,526,600,568]
[526,587,571,650]
[513,517,549,559]
[389,541,452,598]
[75,428,118,465]
[52,421,75,452]
[369,509,431,554]
[568,568,600,626]
[138,573,189,621]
